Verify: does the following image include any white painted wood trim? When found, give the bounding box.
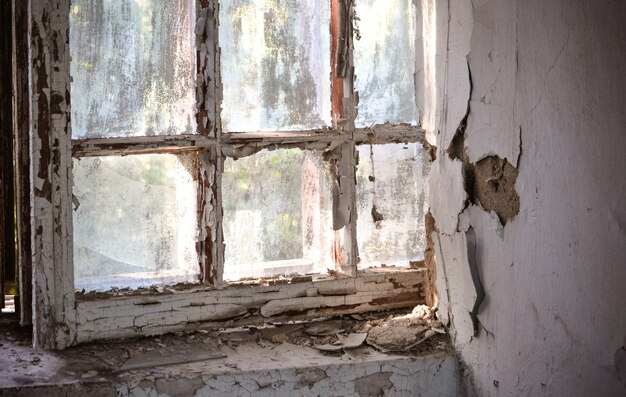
[75,268,426,343]
[29,0,76,349]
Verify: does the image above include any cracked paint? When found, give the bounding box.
[29,0,76,350]
[26,0,432,352]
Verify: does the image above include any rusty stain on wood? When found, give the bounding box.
[331,0,345,120]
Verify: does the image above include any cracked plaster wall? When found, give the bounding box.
[421,0,626,395]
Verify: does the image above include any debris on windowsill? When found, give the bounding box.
[255,323,303,343]
[241,306,449,356]
[365,305,446,352]
[304,320,344,336]
[314,333,368,352]
[1,308,447,376]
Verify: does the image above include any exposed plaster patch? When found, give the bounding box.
[473,155,520,225]
[446,89,520,226]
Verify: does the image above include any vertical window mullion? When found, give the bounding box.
[210,0,225,287]
[214,151,225,287]
[198,149,218,285]
[330,0,345,123]
[196,0,218,138]
[332,142,358,277]
[330,0,358,277]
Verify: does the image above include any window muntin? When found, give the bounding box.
[218,0,331,132]
[69,0,196,138]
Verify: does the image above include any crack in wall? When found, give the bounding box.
[446,62,520,226]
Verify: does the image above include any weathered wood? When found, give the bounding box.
[71,132,350,159]
[74,269,425,343]
[71,132,349,158]
[220,130,347,155]
[330,0,345,122]
[0,0,12,310]
[29,0,76,349]
[196,0,218,137]
[13,0,33,325]
[326,142,358,277]
[25,0,433,349]
[198,149,219,285]
[354,125,428,145]
[72,135,215,157]
[213,151,225,287]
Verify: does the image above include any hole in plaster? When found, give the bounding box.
[473,156,520,225]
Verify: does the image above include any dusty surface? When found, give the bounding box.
[0,310,455,396]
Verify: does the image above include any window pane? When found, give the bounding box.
[73,154,199,291]
[222,149,333,280]
[354,0,416,127]
[70,1,195,138]
[219,0,331,132]
[356,143,428,268]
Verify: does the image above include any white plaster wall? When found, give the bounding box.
[422,0,626,395]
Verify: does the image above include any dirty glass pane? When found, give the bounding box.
[222,149,333,280]
[70,1,195,138]
[219,0,331,132]
[354,0,416,127]
[73,154,199,291]
[356,143,429,268]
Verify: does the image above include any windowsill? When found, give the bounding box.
[0,313,458,396]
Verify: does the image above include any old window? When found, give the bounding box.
[28,0,431,347]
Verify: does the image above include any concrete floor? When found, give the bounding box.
[0,314,460,396]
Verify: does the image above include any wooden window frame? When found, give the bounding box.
[27,0,431,349]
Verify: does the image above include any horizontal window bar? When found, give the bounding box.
[72,135,215,157]
[354,125,428,145]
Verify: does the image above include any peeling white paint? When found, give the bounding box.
[465,0,520,165]
[29,0,77,350]
[75,269,425,343]
[428,157,467,235]
[428,0,626,395]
